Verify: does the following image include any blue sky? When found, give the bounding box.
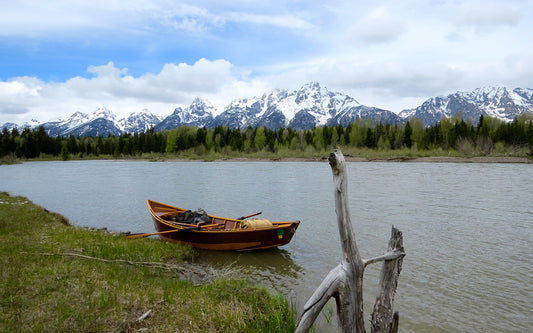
[1,0,532,124]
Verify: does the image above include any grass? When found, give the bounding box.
[4,143,532,164]
[0,192,295,332]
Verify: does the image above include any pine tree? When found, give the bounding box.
[403,121,412,148]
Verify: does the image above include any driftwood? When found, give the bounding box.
[32,252,207,276]
[295,149,405,333]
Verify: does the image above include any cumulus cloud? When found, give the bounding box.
[1,0,532,125]
[456,1,520,29]
[87,63,128,78]
[348,6,405,44]
[0,104,30,116]
[62,59,235,102]
[256,55,468,112]
[0,59,242,123]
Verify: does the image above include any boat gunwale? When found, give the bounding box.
[147,199,299,233]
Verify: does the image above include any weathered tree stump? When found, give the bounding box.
[295,149,405,333]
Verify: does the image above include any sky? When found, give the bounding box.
[1,0,532,124]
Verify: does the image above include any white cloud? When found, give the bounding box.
[156,4,224,33]
[1,0,532,125]
[0,1,123,36]
[348,6,405,44]
[0,59,243,123]
[228,12,316,31]
[456,1,520,29]
[250,55,468,112]
[87,62,128,78]
[0,1,316,38]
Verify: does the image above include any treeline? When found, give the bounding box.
[1,114,532,160]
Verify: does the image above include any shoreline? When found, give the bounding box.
[3,155,532,165]
[0,192,295,332]
[348,156,533,163]
[198,156,533,164]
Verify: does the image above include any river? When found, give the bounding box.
[1,160,532,332]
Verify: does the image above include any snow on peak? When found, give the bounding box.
[91,107,116,121]
[189,97,215,113]
[118,109,162,132]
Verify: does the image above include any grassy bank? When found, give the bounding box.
[0,192,295,332]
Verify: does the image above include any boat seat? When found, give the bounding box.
[210,218,227,230]
[224,220,237,230]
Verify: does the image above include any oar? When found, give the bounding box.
[126,226,200,239]
[236,212,262,220]
[126,223,224,239]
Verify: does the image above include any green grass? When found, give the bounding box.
[4,142,533,164]
[0,192,295,332]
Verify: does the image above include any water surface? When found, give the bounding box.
[1,160,531,332]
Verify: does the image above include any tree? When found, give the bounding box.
[377,136,391,150]
[403,122,412,148]
[0,128,11,157]
[311,126,324,150]
[364,128,376,148]
[20,128,37,158]
[60,145,70,161]
[409,118,425,149]
[254,126,267,150]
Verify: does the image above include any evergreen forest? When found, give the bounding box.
[1,114,532,161]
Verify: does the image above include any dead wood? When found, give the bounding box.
[32,252,207,276]
[295,149,405,333]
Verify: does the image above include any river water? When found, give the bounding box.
[1,160,532,332]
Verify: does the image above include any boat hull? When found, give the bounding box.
[147,200,300,251]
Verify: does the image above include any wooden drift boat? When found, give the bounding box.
[146,200,300,251]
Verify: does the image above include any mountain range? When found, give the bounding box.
[2,83,532,137]
[399,87,533,125]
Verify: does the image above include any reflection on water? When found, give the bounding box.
[1,160,532,333]
[193,248,304,294]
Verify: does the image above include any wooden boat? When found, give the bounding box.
[146,200,300,251]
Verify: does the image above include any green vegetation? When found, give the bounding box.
[0,192,295,332]
[1,114,533,162]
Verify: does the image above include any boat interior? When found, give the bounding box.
[156,210,246,231]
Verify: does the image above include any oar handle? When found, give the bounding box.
[126,223,223,239]
[237,212,262,220]
[126,228,186,239]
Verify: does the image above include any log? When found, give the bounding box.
[295,149,405,333]
[370,227,404,333]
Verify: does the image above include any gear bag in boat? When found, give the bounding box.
[174,209,210,224]
[241,218,273,229]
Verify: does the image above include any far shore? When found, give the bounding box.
[161,156,533,164]
[2,154,532,165]
[349,156,533,163]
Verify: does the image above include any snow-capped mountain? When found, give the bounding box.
[40,108,122,137]
[38,107,159,137]
[0,119,39,131]
[154,97,214,131]
[118,109,162,133]
[3,84,533,137]
[328,105,402,127]
[399,87,533,126]
[40,111,92,137]
[210,82,401,130]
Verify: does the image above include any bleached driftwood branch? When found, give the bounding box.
[371,226,404,333]
[295,149,405,333]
